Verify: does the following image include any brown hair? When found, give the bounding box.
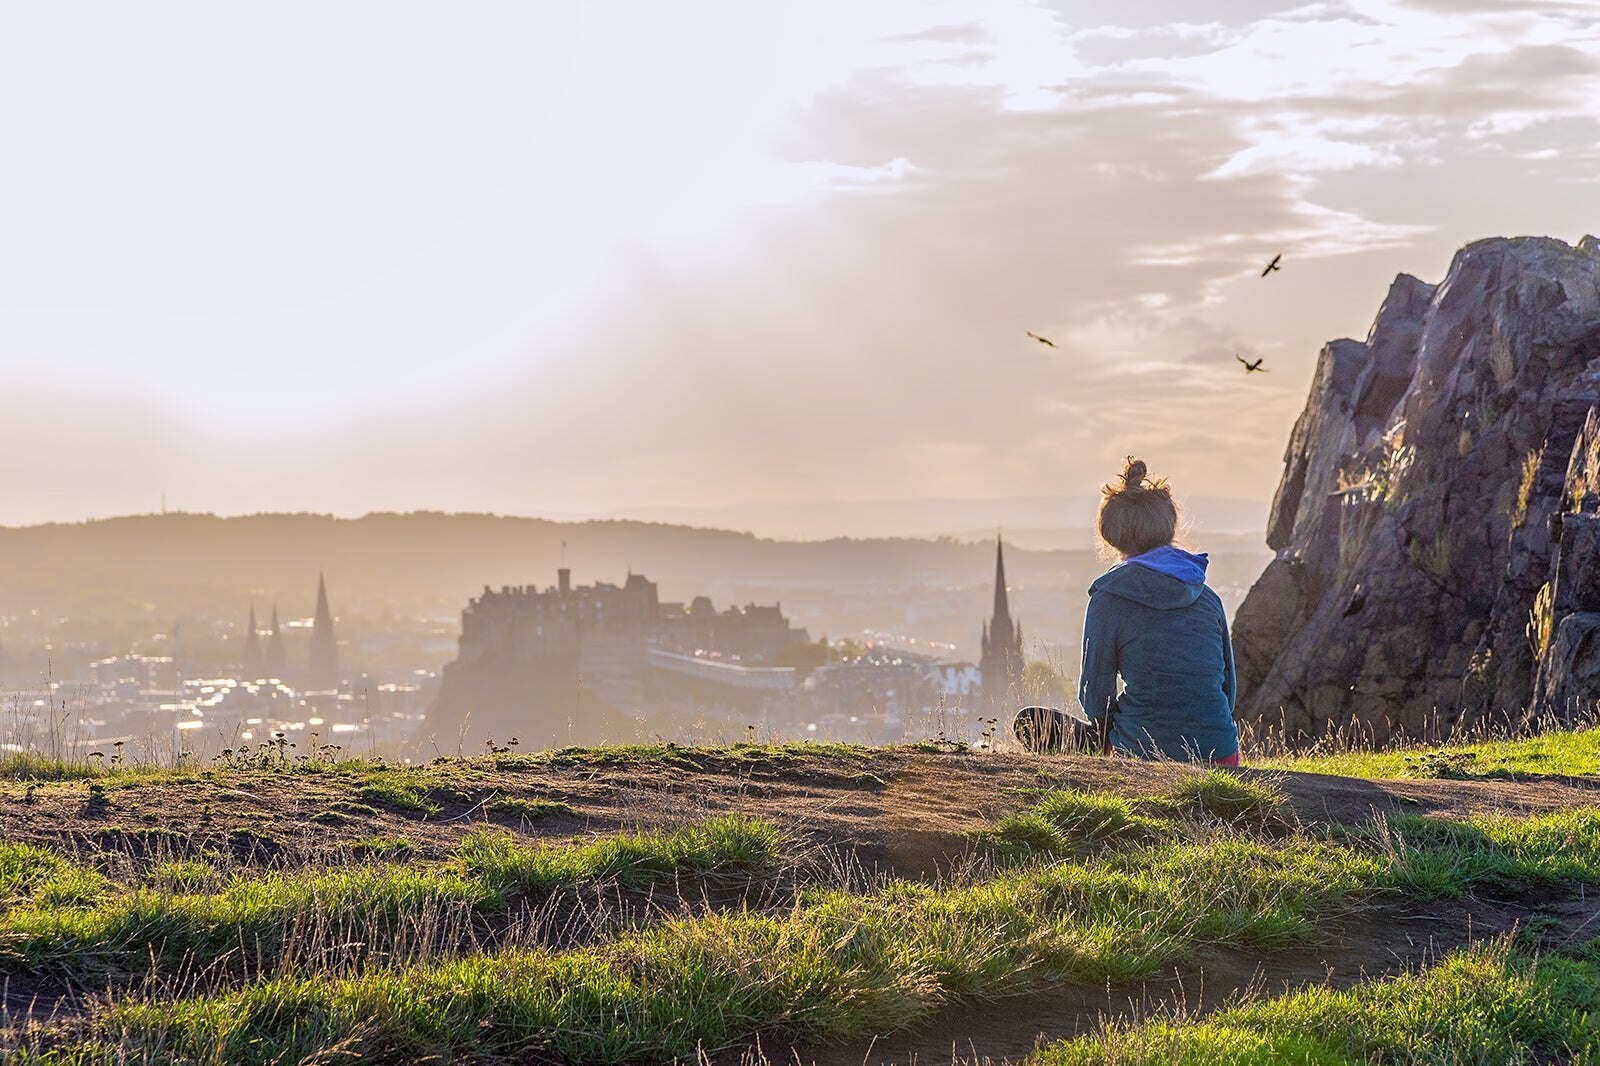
[1098,456,1178,558]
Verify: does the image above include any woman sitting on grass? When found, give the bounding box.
[1079,456,1239,765]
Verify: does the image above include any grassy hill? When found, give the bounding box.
[1,735,1598,1063]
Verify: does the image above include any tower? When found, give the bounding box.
[242,604,264,679]
[979,537,1025,711]
[265,603,288,680]
[308,571,340,690]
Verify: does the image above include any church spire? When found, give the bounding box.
[979,536,1024,711]
[308,571,340,690]
[992,537,1012,624]
[242,603,263,679]
[265,602,288,679]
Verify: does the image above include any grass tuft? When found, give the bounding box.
[144,860,224,894]
[345,836,416,862]
[1361,809,1600,898]
[455,814,780,894]
[1159,770,1288,826]
[357,773,443,816]
[1033,939,1600,1064]
[983,790,1168,859]
[0,753,106,781]
[487,796,574,822]
[1259,725,1600,780]
[0,842,112,908]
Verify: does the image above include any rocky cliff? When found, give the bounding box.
[1234,235,1600,745]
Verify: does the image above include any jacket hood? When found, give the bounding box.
[1088,546,1209,609]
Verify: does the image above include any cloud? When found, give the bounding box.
[1068,26,1236,66]
[415,73,1370,514]
[879,22,996,45]
[1271,2,1384,24]
[1041,0,1325,31]
[1203,136,1403,178]
[332,0,1600,522]
[1395,0,1598,19]
[8,0,1600,529]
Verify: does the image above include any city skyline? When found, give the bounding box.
[4,2,1598,532]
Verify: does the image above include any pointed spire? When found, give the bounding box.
[242,603,263,679]
[308,570,340,690]
[992,537,1012,624]
[979,536,1023,711]
[265,602,288,679]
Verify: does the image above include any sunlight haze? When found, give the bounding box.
[3,0,1597,534]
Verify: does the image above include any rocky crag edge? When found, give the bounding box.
[1235,234,1600,745]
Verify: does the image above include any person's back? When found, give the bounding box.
[1079,458,1239,764]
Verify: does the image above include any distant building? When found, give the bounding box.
[307,572,340,690]
[241,577,340,688]
[978,538,1024,711]
[427,568,809,750]
[90,655,180,690]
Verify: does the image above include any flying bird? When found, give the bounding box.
[1237,355,1268,373]
[1260,253,1283,277]
[1026,331,1057,348]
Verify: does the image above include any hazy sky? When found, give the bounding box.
[4,0,1597,535]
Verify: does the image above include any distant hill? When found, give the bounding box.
[0,511,1267,610]
[0,513,1272,670]
[617,493,1269,541]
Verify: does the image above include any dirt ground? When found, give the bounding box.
[7,748,1597,874]
[4,748,1598,1063]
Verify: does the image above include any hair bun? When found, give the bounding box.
[1122,457,1148,491]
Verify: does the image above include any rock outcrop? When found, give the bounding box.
[1234,235,1600,745]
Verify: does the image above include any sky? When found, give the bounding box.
[3,0,1598,536]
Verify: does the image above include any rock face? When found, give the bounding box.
[1234,236,1600,746]
[1528,409,1600,719]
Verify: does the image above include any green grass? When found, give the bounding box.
[456,816,780,893]
[0,843,111,908]
[46,806,1559,1064]
[524,741,872,772]
[345,836,416,862]
[0,753,107,781]
[0,816,782,985]
[488,796,574,821]
[357,772,444,816]
[29,835,1385,1064]
[982,772,1288,860]
[7,745,1600,1064]
[1359,808,1600,898]
[144,860,224,894]
[984,790,1169,858]
[0,751,395,784]
[1160,771,1286,824]
[1031,939,1600,1064]
[1261,725,1600,779]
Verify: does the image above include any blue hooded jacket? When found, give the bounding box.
[1078,545,1238,761]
